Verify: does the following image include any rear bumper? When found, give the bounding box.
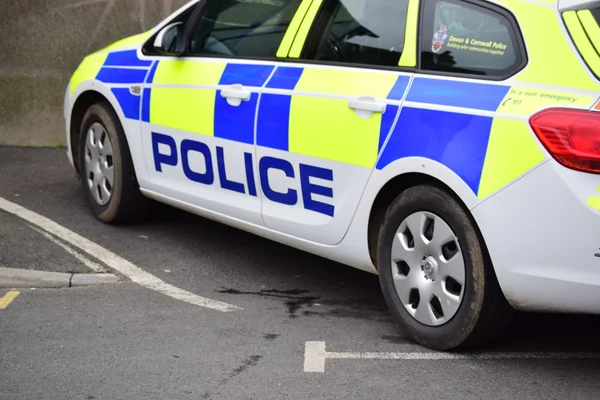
[472,160,600,313]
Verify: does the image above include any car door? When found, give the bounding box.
[139,0,310,225]
[255,0,418,245]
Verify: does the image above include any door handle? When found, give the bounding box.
[220,84,251,106]
[348,96,386,117]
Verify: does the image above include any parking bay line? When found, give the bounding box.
[0,196,241,313]
[303,341,600,373]
[28,223,107,273]
[0,291,20,309]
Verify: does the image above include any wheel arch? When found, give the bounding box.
[69,90,113,173]
[365,166,491,275]
[69,83,134,175]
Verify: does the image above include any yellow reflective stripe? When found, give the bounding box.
[276,0,314,58]
[477,118,546,200]
[496,86,594,116]
[588,196,600,210]
[289,68,397,167]
[152,59,226,85]
[151,88,217,135]
[588,187,600,210]
[69,52,108,95]
[578,10,600,56]
[398,0,420,67]
[289,96,381,167]
[564,11,600,79]
[99,31,152,52]
[289,0,323,58]
[293,67,396,97]
[495,0,599,90]
[150,60,226,135]
[495,0,556,4]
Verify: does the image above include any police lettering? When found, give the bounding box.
[151,132,335,217]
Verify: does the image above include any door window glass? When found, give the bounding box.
[189,0,303,59]
[304,0,409,67]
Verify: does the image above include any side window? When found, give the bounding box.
[302,0,409,67]
[188,0,303,59]
[420,0,524,77]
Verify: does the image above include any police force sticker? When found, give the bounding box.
[432,25,448,53]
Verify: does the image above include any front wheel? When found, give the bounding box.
[377,185,513,350]
[78,101,150,224]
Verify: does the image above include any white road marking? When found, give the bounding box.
[303,341,600,373]
[28,224,108,273]
[0,196,242,312]
[304,341,327,373]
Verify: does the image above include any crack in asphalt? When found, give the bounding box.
[201,355,263,399]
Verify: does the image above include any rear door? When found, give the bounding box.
[256,0,419,245]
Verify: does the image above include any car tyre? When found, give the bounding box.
[78,101,150,224]
[377,184,514,351]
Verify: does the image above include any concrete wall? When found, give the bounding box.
[0,0,189,147]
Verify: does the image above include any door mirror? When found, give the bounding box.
[154,22,184,56]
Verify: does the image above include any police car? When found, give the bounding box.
[64,0,600,350]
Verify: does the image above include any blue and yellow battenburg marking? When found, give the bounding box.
[95,49,548,202]
[377,77,546,199]
[256,67,409,169]
[137,59,410,170]
[92,49,155,120]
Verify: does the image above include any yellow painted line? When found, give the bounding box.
[0,290,20,309]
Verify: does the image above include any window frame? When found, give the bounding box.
[141,0,205,57]
[295,0,416,73]
[141,0,307,62]
[416,0,528,81]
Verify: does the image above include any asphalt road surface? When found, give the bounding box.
[2,146,600,400]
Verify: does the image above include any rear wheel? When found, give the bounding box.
[377,184,513,350]
[78,101,150,224]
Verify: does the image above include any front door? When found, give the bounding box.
[140,0,309,225]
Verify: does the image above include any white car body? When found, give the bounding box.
[64,0,600,317]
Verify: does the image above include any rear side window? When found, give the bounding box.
[591,8,600,25]
[420,0,524,78]
[563,8,600,79]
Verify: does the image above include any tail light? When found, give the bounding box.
[529,107,600,174]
